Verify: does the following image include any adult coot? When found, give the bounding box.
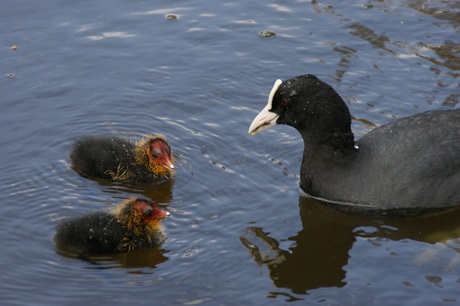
[248,74,460,212]
[55,197,170,255]
[70,134,175,184]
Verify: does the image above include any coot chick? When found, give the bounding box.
[55,197,170,255]
[70,134,175,184]
[248,74,460,211]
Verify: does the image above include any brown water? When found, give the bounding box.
[1,0,459,305]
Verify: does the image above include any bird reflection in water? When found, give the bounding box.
[241,197,460,295]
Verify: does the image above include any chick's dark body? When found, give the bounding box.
[70,136,172,184]
[55,198,168,256]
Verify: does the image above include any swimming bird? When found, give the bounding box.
[249,74,460,213]
[70,134,175,184]
[55,197,169,255]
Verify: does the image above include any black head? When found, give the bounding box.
[248,74,352,138]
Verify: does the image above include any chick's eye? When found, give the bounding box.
[151,148,163,159]
[281,98,289,106]
[143,207,152,217]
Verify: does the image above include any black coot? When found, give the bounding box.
[249,74,460,212]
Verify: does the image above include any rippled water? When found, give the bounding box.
[1,0,459,305]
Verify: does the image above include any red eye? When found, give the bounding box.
[281,98,289,106]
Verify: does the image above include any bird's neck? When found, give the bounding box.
[300,128,356,159]
[298,129,357,195]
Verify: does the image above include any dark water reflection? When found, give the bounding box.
[57,247,169,270]
[73,171,176,204]
[242,197,460,297]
